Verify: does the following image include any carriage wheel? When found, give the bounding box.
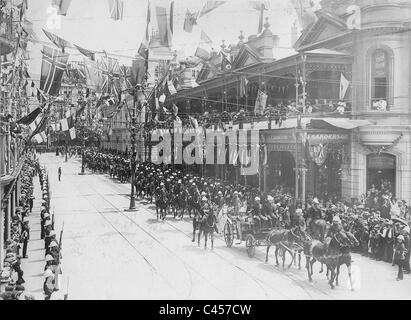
[224,222,234,248]
[246,234,256,258]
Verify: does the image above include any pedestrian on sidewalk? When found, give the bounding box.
[394,235,407,281]
[20,217,30,259]
[58,166,62,181]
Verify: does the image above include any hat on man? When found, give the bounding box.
[49,241,58,248]
[267,195,274,201]
[397,235,405,241]
[296,208,303,215]
[45,255,54,262]
[332,215,341,224]
[202,196,207,201]
[23,217,29,223]
[44,269,54,278]
[312,198,319,204]
[255,197,260,201]
[49,230,56,237]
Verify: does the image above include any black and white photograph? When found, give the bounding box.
[1,0,411,305]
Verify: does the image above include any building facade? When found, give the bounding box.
[295,0,411,203]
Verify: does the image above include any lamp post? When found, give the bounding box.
[126,87,140,211]
[128,115,137,210]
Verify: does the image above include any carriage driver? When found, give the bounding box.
[294,208,306,232]
[307,198,323,234]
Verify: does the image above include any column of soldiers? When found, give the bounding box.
[83,149,297,231]
[1,156,38,300]
[39,168,63,300]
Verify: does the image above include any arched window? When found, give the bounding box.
[370,49,390,110]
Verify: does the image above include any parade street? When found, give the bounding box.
[28,153,411,300]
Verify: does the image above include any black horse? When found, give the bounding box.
[198,210,217,250]
[303,231,359,289]
[265,228,296,269]
[155,189,168,221]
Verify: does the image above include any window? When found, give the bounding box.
[371,49,390,110]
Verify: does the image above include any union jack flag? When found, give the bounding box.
[40,46,69,96]
[119,65,132,91]
[99,56,121,97]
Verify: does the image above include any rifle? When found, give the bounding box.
[57,221,64,265]
[52,206,55,230]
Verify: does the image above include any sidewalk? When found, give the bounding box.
[20,168,67,300]
[20,173,46,299]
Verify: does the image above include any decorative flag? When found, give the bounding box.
[221,52,232,71]
[138,0,150,63]
[131,58,146,86]
[183,9,198,32]
[189,115,198,129]
[108,0,124,20]
[75,45,95,60]
[21,19,38,43]
[240,76,248,98]
[169,1,174,35]
[84,59,102,91]
[17,107,42,125]
[99,56,121,96]
[40,46,69,96]
[52,0,72,16]
[119,65,132,90]
[33,131,47,143]
[42,29,72,52]
[171,103,178,116]
[69,126,76,139]
[29,107,50,139]
[167,78,177,95]
[155,2,173,47]
[158,93,166,103]
[139,104,146,123]
[194,31,213,60]
[340,72,350,100]
[254,89,267,115]
[60,116,71,131]
[199,1,225,18]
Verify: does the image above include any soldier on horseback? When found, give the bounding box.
[324,215,351,252]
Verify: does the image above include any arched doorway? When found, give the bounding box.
[267,151,295,192]
[366,153,396,195]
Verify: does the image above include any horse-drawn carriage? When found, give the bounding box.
[222,206,276,258]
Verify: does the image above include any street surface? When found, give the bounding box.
[35,152,411,299]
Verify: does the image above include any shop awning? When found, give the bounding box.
[311,118,372,130]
